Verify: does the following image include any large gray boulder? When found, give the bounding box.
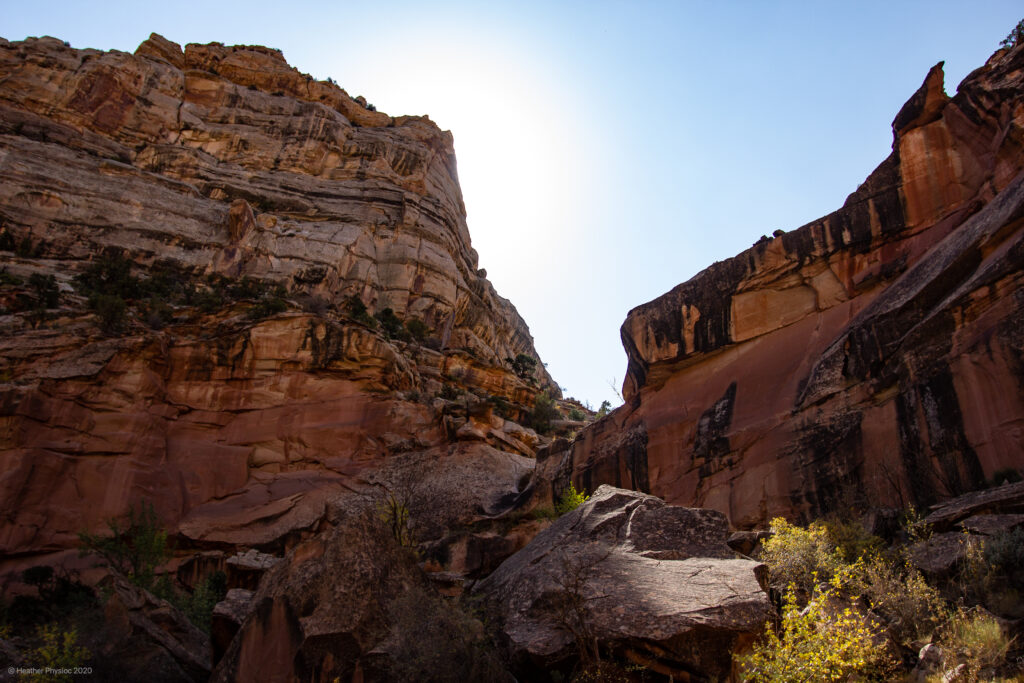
[475,485,772,680]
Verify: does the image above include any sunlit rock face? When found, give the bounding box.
[568,44,1024,527]
[0,34,555,570]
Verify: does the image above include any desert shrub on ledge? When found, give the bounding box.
[751,515,1023,681]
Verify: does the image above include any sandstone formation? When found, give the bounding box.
[564,43,1024,527]
[475,485,772,681]
[0,34,559,577]
[209,500,424,682]
[95,574,212,682]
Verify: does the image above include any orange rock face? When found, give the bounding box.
[568,45,1024,527]
[0,35,556,574]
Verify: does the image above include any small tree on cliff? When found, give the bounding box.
[1001,19,1024,48]
[78,502,170,589]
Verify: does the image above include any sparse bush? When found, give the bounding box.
[78,502,170,590]
[176,571,227,634]
[556,483,589,516]
[74,250,136,299]
[508,353,537,379]
[596,400,612,418]
[529,392,559,434]
[739,588,896,682]
[833,554,945,647]
[440,384,461,401]
[142,297,173,329]
[92,293,127,334]
[821,517,883,563]
[937,608,1012,680]
[385,586,507,682]
[29,273,60,309]
[567,407,585,422]
[984,527,1024,582]
[405,318,428,342]
[344,295,376,328]
[375,307,405,339]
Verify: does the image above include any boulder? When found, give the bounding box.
[96,574,212,683]
[211,588,254,666]
[474,485,771,680]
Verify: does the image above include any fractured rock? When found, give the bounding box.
[474,485,771,680]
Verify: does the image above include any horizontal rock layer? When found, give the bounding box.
[569,44,1024,526]
[0,34,556,573]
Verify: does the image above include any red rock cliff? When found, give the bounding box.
[0,35,556,573]
[566,44,1024,526]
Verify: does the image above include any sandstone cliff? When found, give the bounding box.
[564,44,1024,527]
[0,34,557,574]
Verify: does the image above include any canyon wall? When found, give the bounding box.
[566,45,1024,527]
[0,34,555,573]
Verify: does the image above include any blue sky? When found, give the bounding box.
[4,1,1022,407]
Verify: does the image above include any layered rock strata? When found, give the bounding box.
[565,44,1024,526]
[0,34,555,575]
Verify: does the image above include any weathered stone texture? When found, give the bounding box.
[0,35,555,575]
[572,44,1024,526]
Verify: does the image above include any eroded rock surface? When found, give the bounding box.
[0,34,558,575]
[209,502,422,683]
[568,44,1024,526]
[475,485,771,680]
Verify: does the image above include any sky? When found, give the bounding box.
[4,1,1022,408]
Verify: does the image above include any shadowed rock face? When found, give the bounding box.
[569,44,1024,526]
[475,485,771,681]
[0,34,556,574]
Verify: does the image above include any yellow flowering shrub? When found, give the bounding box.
[760,518,844,598]
[739,588,896,682]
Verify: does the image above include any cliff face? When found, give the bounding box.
[0,35,555,570]
[568,45,1024,526]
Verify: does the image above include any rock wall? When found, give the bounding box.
[0,34,555,574]
[567,44,1024,527]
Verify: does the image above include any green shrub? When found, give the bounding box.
[984,527,1024,581]
[529,392,559,434]
[439,384,461,401]
[172,571,227,634]
[508,353,537,379]
[937,608,1012,679]
[74,251,136,299]
[28,273,60,309]
[739,588,895,682]
[375,307,405,339]
[821,517,883,563]
[405,317,428,342]
[567,407,585,422]
[92,293,127,333]
[556,483,589,516]
[78,502,170,590]
[596,400,612,418]
[344,295,376,328]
